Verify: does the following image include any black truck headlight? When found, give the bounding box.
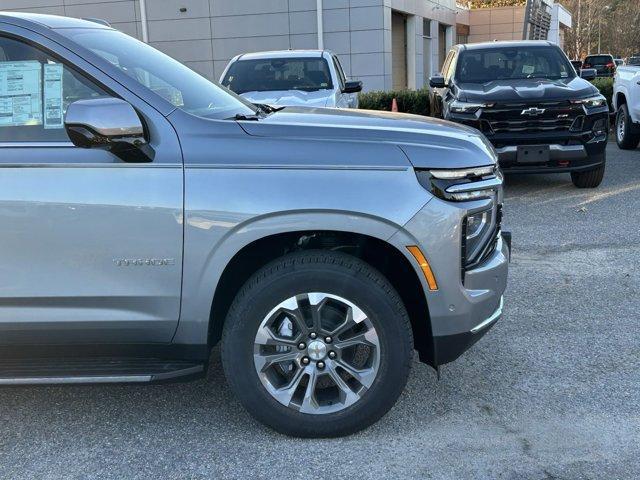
[449,101,494,114]
[571,94,607,108]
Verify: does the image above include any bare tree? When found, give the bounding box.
[562,0,640,59]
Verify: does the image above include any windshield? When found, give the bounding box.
[628,57,640,66]
[456,46,575,83]
[60,29,256,119]
[222,57,334,94]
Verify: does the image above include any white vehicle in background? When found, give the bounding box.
[220,50,362,109]
[613,65,640,149]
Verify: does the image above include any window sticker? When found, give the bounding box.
[522,65,535,75]
[0,61,42,127]
[43,63,64,129]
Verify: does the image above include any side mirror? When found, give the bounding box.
[429,75,446,88]
[65,98,154,162]
[580,68,597,81]
[343,80,363,94]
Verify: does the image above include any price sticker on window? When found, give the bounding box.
[0,61,42,127]
[44,63,64,129]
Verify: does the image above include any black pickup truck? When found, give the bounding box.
[430,41,609,188]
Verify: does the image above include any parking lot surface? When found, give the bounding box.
[0,142,638,480]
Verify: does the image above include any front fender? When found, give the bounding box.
[173,166,430,344]
[613,84,628,111]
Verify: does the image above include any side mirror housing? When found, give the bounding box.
[580,68,597,81]
[65,98,154,162]
[429,75,446,88]
[343,80,363,94]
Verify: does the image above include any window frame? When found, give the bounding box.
[441,50,454,77]
[331,54,346,91]
[444,48,458,84]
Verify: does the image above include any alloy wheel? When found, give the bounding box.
[618,111,626,143]
[253,292,380,415]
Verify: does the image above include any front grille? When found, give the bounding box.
[481,102,583,135]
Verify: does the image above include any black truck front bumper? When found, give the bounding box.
[447,108,609,174]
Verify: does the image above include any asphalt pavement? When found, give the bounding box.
[1,142,639,480]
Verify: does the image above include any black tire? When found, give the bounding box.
[571,161,605,188]
[615,103,640,150]
[221,250,413,437]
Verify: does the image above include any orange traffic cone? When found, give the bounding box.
[391,97,398,112]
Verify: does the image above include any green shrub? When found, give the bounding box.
[591,77,614,111]
[359,78,614,115]
[358,88,430,116]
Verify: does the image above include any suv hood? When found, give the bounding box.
[458,77,598,103]
[240,90,333,107]
[238,107,497,169]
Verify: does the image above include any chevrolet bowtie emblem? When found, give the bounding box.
[521,107,546,116]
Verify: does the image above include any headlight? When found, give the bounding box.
[462,205,500,280]
[415,166,501,202]
[429,165,495,180]
[448,188,496,202]
[466,210,488,239]
[571,95,607,108]
[449,100,493,114]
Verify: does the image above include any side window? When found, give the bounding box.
[0,35,108,143]
[332,55,346,90]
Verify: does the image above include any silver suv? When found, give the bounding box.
[0,13,509,437]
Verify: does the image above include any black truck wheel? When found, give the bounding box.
[221,250,413,437]
[571,163,605,188]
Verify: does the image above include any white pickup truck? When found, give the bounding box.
[613,65,640,149]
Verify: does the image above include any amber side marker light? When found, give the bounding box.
[407,246,438,291]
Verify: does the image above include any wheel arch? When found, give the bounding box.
[615,91,627,110]
[207,228,434,366]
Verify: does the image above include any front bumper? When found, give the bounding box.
[447,109,609,174]
[391,197,510,366]
[495,143,606,173]
[430,235,509,364]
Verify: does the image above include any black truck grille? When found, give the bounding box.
[481,102,583,134]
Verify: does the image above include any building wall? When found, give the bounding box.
[467,6,525,44]
[458,2,572,49]
[548,3,572,50]
[0,0,457,91]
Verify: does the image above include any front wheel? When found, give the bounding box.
[221,250,413,437]
[616,103,640,150]
[570,162,605,188]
